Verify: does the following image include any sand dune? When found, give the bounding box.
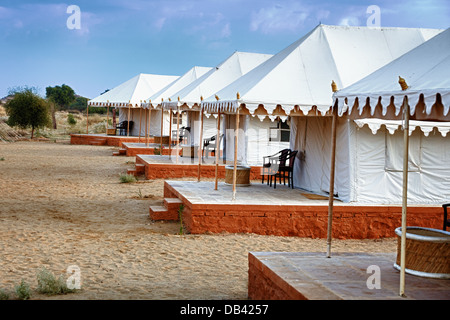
[0,141,396,299]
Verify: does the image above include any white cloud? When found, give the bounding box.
[250,2,310,34]
[339,16,361,26]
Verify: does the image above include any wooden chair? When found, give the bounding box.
[116,121,133,136]
[261,149,290,185]
[270,150,298,189]
[443,203,450,231]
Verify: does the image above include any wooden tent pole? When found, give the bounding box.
[400,98,410,297]
[326,106,338,258]
[138,103,142,143]
[146,106,152,147]
[127,103,131,137]
[160,104,164,154]
[232,108,240,200]
[144,107,148,145]
[169,110,173,159]
[106,101,110,133]
[214,111,221,190]
[176,107,180,164]
[197,106,204,182]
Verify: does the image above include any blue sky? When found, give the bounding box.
[0,0,449,99]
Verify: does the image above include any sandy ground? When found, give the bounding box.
[0,141,397,300]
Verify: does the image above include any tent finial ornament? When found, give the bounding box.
[201,96,204,101]
[237,92,240,100]
[398,76,408,91]
[331,80,338,92]
[215,95,219,101]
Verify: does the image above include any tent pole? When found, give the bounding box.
[106,102,110,133]
[127,103,131,137]
[169,110,173,159]
[144,107,148,146]
[232,108,240,200]
[176,108,180,164]
[146,107,152,147]
[326,107,338,258]
[138,105,142,143]
[400,98,410,297]
[160,107,164,155]
[198,108,204,182]
[215,111,221,190]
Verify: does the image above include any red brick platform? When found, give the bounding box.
[70,134,154,147]
[131,154,262,180]
[151,180,443,239]
[248,252,450,300]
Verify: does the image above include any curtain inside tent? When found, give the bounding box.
[224,114,248,164]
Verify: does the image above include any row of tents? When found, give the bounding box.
[88,24,450,205]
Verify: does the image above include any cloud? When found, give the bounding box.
[250,2,310,34]
[0,3,100,37]
[338,16,361,26]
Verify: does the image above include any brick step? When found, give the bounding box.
[112,151,120,156]
[119,148,127,155]
[164,197,183,211]
[149,197,183,221]
[149,204,178,221]
[135,163,145,173]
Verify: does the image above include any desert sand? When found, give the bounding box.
[0,141,397,300]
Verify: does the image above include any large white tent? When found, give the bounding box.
[326,27,450,204]
[163,51,276,164]
[332,26,450,297]
[88,73,179,136]
[202,24,443,180]
[140,66,213,137]
[202,24,441,115]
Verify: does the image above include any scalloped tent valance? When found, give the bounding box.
[333,28,450,121]
[354,118,450,137]
[202,25,442,119]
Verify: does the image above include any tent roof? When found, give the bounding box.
[333,27,450,120]
[201,24,443,115]
[142,66,212,109]
[162,51,273,110]
[88,73,179,108]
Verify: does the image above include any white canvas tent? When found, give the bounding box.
[202,24,442,191]
[332,26,450,297]
[162,51,275,164]
[142,66,214,144]
[88,73,179,136]
[326,26,450,204]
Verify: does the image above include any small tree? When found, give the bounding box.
[46,84,76,129]
[5,88,50,139]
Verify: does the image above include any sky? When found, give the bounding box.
[0,0,449,100]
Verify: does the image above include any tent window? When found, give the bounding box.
[385,130,421,172]
[269,119,290,142]
[172,113,183,125]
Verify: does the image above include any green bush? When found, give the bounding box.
[15,280,31,300]
[0,289,10,300]
[67,113,77,125]
[119,173,137,183]
[36,267,76,295]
